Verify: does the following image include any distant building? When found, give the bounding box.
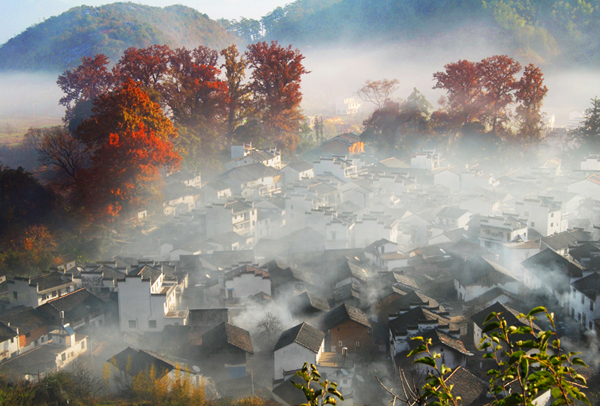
[335,96,362,115]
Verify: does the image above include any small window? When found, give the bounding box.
[355,342,360,347]
[551,213,555,218]
[12,292,17,300]
[550,223,554,227]
[128,320,136,329]
[40,337,44,343]
[81,341,85,350]
[149,320,157,329]
[591,301,594,311]
[590,321,594,330]
[582,295,585,304]
[338,341,343,347]
[531,222,535,227]
[41,294,47,301]
[9,338,13,344]
[25,332,30,338]
[571,308,575,317]
[578,313,582,322]
[573,289,576,298]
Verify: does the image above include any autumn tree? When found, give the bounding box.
[73,80,181,220]
[114,45,173,104]
[165,46,228,165]
[257,312,283,352]
[362,100,402,151]
[433,59,485,130]
[246,41,309,151]
[57,54,115,122]
[75,78,177,149]
[399,88,433,134]
[515,63,549,142]
[221,44,251,141]
[480,55,521,133]
[356,78,400,110]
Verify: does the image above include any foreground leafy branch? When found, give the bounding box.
[292,363,344,406]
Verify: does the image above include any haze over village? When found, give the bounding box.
[1,1,600,405]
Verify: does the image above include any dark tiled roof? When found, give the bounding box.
[224,265,269,281]
[37,288,105,322]
[456,256,517,287]
[389,307,450,336]
[324,303,370,330]
[28,273,73,292]
[0,322,18,342]
[542,229,592,251]
[572,272,600,301]
[569,242,600,262]
[286,160,313,172]
[521,249,583,293]
[445,240,497,261]
[200,322,253,355]
[289,292,330,315]
[443,367,488,406]
[187,309,229,327]
[470,302,540,332]
[0,307,49,334]
[409,329,471,356]
[274,323,324,353]
[392,290,440,310]
[110,347,174,377]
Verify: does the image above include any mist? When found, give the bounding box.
[0,71,64,118]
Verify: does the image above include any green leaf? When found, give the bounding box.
[527,306,546,317]
[484,311,497,324]
[407,345,428,357]
[413,357,437,368]
[482,321,501,333]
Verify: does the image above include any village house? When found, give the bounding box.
[8,273,78,308]
[363,239,408,271]
[402,329,471,373]
[165,170,202,188]
[514,197,567,237]
[223,265,270,300]
[479,213,528,261]
[273,322,325,381]
[434,207,472,230]
[205,200,257,239]
[117,266,187,333]
[0,307,51,355]
[569,272,600,331]
[319,133,364,156]
[0,323,19,361]
[313,157,358,181]
[107,347,206,393]
[281,160,314,182]
[567,174,600,200]
[454,256,520,302]
[228,144,282,170]
[0,324,88,381]
[36,288,106,330]
[220,162,282,198]
[197,322,254,380]
[323,304,372,353]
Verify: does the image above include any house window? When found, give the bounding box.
[338,341,343,347]
[531,222,535,227]
[583,314,587,326]
[590,321,594,330]
[81,341,85,350]
[550,223,554,227]
[591,301,594,311]
[573,289,576,298]
[578,313,581,322]
[128,320,137,329]
[571,308,575,317]
[12,292,17,300]
[582,295,585,305]
[149,320,157,329]
[25,332,30,338]
[551,213,554,218]
[41,294,47,301]
[40,337,44,343]
[355,342,360,347]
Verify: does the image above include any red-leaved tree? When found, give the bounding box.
[246,41,309,152]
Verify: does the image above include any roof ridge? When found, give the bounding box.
[45,287,87,304]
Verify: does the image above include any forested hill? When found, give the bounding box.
[0,2,238,72]
[253,0,600,66]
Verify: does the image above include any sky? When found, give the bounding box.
[1,0,290,44]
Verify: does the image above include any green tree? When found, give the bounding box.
[577,97,600,145]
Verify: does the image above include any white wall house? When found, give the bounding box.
[8,274,78,308]
[313,157,358,181]
[224,265,271,300]
[273,323,325,380]
[569,272,600,331]
[514,197,566,237]
[581,156,600,171]
[118,271,187,333]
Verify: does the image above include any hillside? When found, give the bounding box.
[258,0,600,66]
[0,2,238,72]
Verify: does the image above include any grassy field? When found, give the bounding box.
[0,115,62,145]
